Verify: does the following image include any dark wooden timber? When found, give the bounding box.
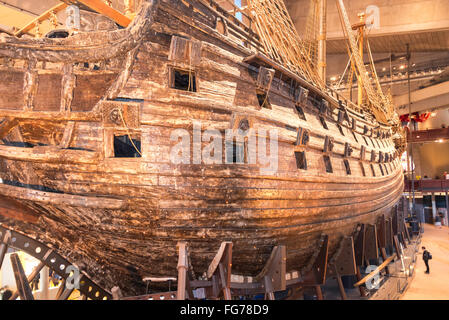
[353,255,395,287]
[206,242,233,300]
[0,229,10,269]
[10,261,45,300]
[10,253,35,300]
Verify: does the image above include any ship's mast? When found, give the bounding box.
[317,0,327,82]
[352,12,366,107]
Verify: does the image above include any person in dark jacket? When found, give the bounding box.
[422,246,431,274]
[1,287,12,300]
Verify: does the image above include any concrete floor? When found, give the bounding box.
[401,224,449,300]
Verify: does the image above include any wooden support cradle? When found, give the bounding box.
[10,261,45,300]
[10,253,35,300]
[206,242,233,300]
[353,224,368,297]
[328,236,357,300]
[254,245,286,300]
[0,230,11,269]
[176,241,194,300]
[299,235,329,300]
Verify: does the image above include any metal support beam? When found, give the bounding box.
[0,225,111,300]
[446,191,449,227]
[432,193,437,222]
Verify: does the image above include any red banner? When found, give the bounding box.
[400,112,430,123]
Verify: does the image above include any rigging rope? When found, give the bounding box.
[247,0,324,89]
[118,108,143,157]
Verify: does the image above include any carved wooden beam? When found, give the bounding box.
[59,121,76,149]
[0,117,19,140]
[23,59,38,111]
[60,64,76,113]
[106,47,139,100]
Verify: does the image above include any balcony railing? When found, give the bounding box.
[407,127,449,143]
[404,178,449,193]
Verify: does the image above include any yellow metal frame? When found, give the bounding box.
[14,3,68,37]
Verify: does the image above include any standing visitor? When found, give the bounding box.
[422,246,432,274]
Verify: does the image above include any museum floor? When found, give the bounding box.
[401,224,449,300]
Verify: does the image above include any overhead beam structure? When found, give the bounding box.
[61,0,131,27]
[0,2,42,35]
[394,80,449,115]
[14,2,67,37]
[407,127,449,144]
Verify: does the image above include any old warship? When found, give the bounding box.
[0,0,406,297]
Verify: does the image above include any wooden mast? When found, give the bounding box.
[317,0,327,82]
[353,13,366,107]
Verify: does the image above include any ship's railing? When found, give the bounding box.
[171,0,386,127]
[205,0,254,31]
[404,178,449,193]
[173,0,264,52]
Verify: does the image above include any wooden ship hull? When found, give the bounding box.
[0,0,404,295]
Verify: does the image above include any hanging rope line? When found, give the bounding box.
[247,0,325,90]
[118,108,142,157]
